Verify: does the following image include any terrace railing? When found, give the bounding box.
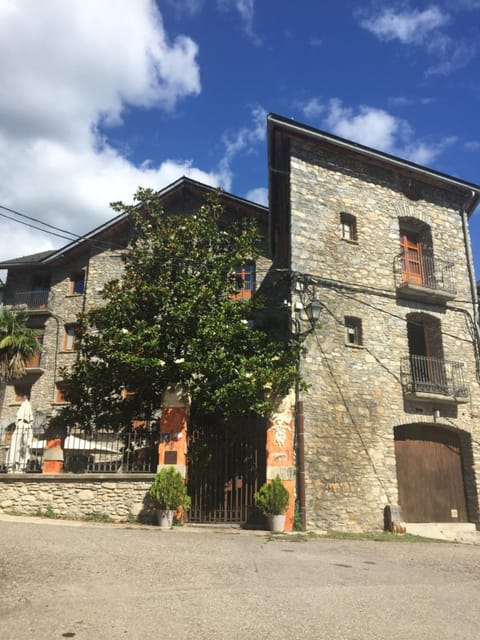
[394,252,456,298]
[0,425,159,474]
[6,289,54,312]
[401,355,468,401]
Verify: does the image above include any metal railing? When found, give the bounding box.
[394,252,456,295]
[401,355,468,399]
[6,290,54,312]
[0,425,159,474]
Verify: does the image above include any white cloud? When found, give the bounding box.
[323,99,411,152]
[245,187,268,206]
[359,6,449,45]
[217,0,260,43]
[165,0,258,40]
[465,141,480,151]
[388,96,435,107]
[358,5,476,75]
[218,105,267,190]
[299,98,456,167]
[299,98,325,120]
[0,0,220,263]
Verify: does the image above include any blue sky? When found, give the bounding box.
[1,0,480,275]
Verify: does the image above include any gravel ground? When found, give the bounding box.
[0,514,479,640]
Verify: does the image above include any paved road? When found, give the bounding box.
[0,515,479,640]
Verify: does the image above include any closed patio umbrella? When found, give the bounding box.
[6,399,34,472]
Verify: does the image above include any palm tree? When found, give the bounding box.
[0,308,41,382]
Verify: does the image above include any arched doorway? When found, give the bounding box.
[394,424,468,522]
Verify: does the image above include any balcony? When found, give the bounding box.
[24,351,45,374]
[401,355,469,404]
[394,252,456,303]
[6,290,53,314]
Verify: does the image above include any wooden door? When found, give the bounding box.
[400,231,424,285]
[394,425,468,522]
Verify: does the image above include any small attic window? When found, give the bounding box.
[340,212,357,242]
[345,316,363,346]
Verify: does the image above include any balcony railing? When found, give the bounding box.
[6,290,54,312]
[394,252,456,300]
[401,355,468,402]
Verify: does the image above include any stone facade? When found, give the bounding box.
[283,131,480,531]
[2,122,480,534]
[0,244,126,428]
[0,179,270,430]
[0,475,155,521]
[0,177,273,522]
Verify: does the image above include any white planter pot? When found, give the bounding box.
[268,514,286,533]
[157,509,174,528]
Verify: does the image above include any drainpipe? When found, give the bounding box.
[461,191,480,348]
[295,393,306,530]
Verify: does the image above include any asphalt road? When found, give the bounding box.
[0,515,479,640]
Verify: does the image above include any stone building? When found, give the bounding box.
[268,113,480,534]
[1,114,480,535]
[0,177,269,427]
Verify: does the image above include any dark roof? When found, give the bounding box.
[267,112,480,214]
[0,249,57,267]
[0,177,267,269]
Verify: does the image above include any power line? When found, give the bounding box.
[0,210,75,242]
[0,203,79,239]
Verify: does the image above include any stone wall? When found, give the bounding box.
[0,245,126,427]
[0,475,155,522]
[289,138,480,532]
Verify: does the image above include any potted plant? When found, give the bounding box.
[254,475,290,533]
[149,467,191,528]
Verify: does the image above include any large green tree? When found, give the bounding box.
[0,308,41,382]
[61,188,302,431]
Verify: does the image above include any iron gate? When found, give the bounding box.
[186,417,266,525]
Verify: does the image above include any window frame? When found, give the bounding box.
[63,325,77,352]
[340,212,358,242]
[232,262,256,300]
[344,316,363,347]
[69,271,85,296]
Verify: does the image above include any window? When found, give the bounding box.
[55,383,70,403]
[69,271,85,295]
[14,385,31,402]
[232,263,255,300]
[345,317,362,346]
[63,325,77,351]
[340,212,357,242]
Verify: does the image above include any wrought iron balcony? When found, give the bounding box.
[5,289,53,313]
[401,355,469,403]
[394,251,456,302]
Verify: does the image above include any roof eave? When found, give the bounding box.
[267,113,480,216]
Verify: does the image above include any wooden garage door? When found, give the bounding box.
[394,425,468,522]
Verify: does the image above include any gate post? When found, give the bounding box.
[158,386,189,479]
[266,391,296,531]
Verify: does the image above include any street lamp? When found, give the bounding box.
[305,300,322,325]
